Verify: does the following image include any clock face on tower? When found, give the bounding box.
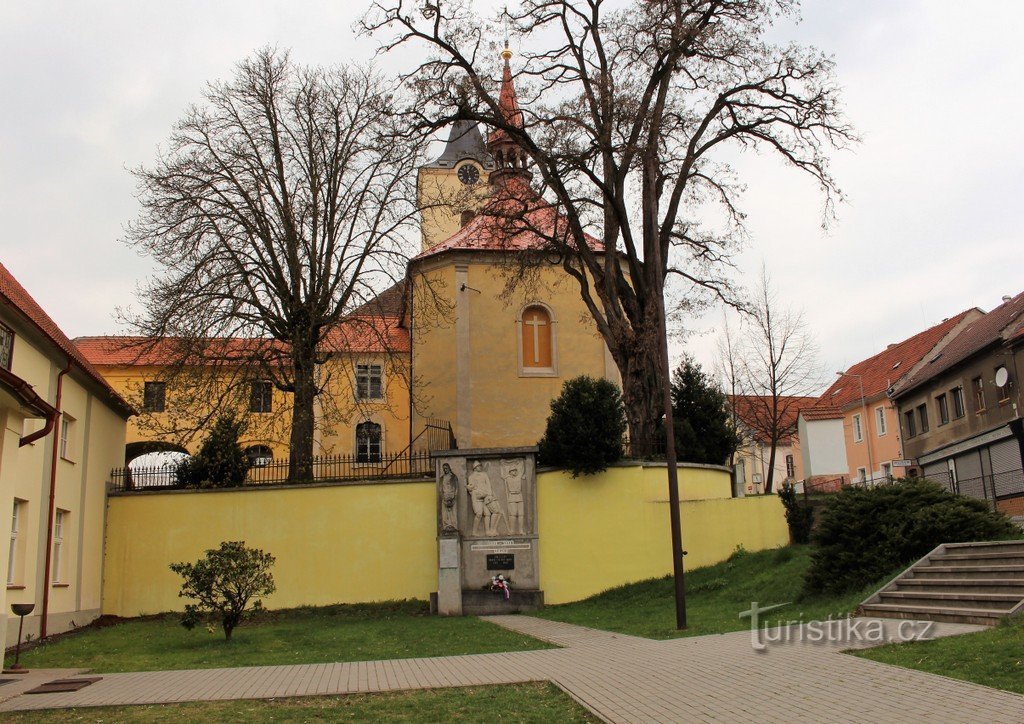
[457,163,480,185]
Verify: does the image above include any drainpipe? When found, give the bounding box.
[40,357,71,639]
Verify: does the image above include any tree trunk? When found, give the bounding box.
[612,318,665,456]
[289,341,317,482]
[764,438,778,494]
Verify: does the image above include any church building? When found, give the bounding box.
[77,50,619,463]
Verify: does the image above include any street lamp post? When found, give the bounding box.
[837,371,875,486]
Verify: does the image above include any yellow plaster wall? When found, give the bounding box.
[412,256,616,449]
[417,164,492,250]
[537,465,789,604]
[102,463,786,615]
[102,481,438,616]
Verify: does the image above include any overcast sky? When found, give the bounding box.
[1,1,1021,386]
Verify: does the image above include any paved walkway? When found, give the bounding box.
[1,616,1023,722]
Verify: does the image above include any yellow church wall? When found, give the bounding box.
[412,254,618,449]
[102,463,786,616]
[417,163,492,250]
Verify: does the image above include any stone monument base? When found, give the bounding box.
[430,589,545,616]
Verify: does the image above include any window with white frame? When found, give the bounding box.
[52,509,67,584]
[60,414,75,460]
[8,500,21,585]
[356,364,383,400]
[875,406,887,435]
[857,467,867,483]
[852,413,863,442]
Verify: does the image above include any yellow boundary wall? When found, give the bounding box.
[102,464,788,616]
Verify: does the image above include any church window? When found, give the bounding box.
[356,364,383,400]
[250,380,273,413]
[356,421,382,463]
[519,304,556,376]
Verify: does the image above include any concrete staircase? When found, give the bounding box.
[860,541,1024,625]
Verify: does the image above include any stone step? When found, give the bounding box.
[861,603,1010,626]
[877,590,1020,611]
[897,578,1024,595]
[942,541,1024,555]
[928,552,1024,566]
[913,565,1024,579]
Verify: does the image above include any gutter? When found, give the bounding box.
[0,366,60,446]
[40,358,71,639]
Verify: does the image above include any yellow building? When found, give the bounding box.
[78,51,615,463]
[0,263,132,653]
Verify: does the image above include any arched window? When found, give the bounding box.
[521,305,553,370]
[246,445,274,468]
[356,421,383,463]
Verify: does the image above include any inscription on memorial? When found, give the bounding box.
[486,553,515,570]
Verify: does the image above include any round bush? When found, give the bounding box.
[538,375,627,477]
[802,478,1020,597]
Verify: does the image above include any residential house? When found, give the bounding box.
[811,310,980,485]
[891,292,1024,514]
[729,395,817,495]
[0,263,132,652]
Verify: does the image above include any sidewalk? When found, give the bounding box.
[1,616,1022,722]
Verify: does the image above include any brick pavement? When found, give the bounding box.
[1,616,1022,722]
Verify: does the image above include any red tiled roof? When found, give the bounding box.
[415,176,603,261]
[729,395,818,444]
[322,315,410,354]
[893,291,1024,397]
[350,281,407,318]
[801,405,844,421]
[819,309,978,409]
[0,263,133,416]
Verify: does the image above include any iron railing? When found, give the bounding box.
[111,418,456,493]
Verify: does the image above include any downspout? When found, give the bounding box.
[40,357,71,639]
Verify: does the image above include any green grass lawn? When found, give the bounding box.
[852,617,1024,694]
[536,545,891,639]
[15,600,551,673]
[2,682,598,723]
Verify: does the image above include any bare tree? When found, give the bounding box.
[124,48,423,480]
[714,309,741,468]
[364,0,854,446]
[732,268,824,493]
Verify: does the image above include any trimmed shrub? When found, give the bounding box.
[778,486,814,544]
[170,540,276,640]
[538,375,627,477]
[803,479,1019,596]
[176,415,250,488]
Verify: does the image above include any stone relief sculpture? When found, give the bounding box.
[439,462,459,534]
[500,458,527,534]
[466,460,506,536]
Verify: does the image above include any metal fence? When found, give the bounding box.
[110,449,438,493]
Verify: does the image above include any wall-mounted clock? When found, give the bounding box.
[457,163,480,185]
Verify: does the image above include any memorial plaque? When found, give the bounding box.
[486,553,515,570]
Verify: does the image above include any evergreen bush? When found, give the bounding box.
[538,375,627,477]
[803,479,1019,596]
[778,485,814,544]
[176,415,250,488]
[670,355,740,464]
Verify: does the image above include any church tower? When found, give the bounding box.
[487,45,532,187]
[417,121,495,251]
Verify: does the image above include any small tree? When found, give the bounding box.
[777,485,814,544]
[671,355,740,465]
[170,541,276,641]
[176,415,249,488]
[538,376,627,477]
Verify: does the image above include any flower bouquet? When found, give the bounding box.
[487,574,512,600]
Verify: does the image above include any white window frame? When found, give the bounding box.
[60,414,74,461]
[857,466,867,483]
[516,303,559,378]
[852,413,863,442]
[875,406,887,436]
[52,509,67,584]
[355,364,384,401]
[8,500,21,586]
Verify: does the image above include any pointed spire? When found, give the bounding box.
[488,44,531,185]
